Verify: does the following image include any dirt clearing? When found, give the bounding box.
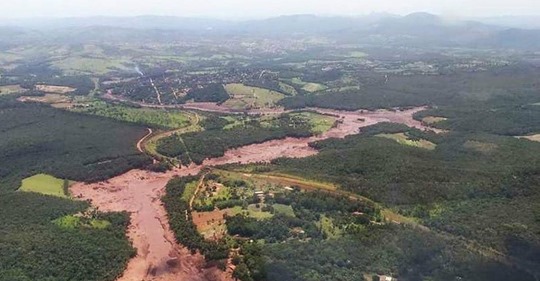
[35,84,76,94]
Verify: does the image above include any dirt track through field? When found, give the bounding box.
[71,106,437,281]
[137,128,153,153]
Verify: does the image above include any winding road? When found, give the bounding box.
[137,128,154,153]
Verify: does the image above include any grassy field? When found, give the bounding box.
[290,78,328,93]
[246,204,274,219]
[19,174,71,198]
[422,116,448,124]
[51,56,130,75]
[272,203,295,217]
[194,184,230,207]
[0,85,26,95]
[278,82,298,95]
[335,85,361,92]
[289,111,336,134]
[302,82,328,92]
[376,133,437,150]
[19,93,72,107]
[72,101,191,129]
[181,181,199,202]
[19,97,192,129]
[35,84,76,94]
[318,215,343,239]
[53,215,112,230]
[223,83,285,110]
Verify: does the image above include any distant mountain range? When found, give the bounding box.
[1,13,540,49]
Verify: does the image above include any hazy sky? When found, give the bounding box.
[2,0,540,19]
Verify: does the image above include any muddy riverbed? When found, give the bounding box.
[71,106,437,281]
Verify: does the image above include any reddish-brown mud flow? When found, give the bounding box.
[71,106,436,281]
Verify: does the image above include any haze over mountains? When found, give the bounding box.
[1,13,540,49]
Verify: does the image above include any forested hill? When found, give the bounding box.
[2,13,540,49]
[0,95,152,280]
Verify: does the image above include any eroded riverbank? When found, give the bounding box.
[71,106,437,281]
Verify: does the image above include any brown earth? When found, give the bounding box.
[71,104,438,281]
[517,134,540,143]
[35,84,76,94]
[192,210,228,240]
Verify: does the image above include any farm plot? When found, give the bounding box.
[422,116,448,125]
[72,101,191,129]
[50,56,130,75]
[223,83,285,110]
[19,174,72,198]
[35,84,76,94]
[288,111,336,134]
[289,77,328,93]
[0,85,27,95]
[376,132,437,150]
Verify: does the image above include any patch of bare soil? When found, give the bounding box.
[192,210,228,240]
[71,105,438,281]
[517,134,540,142]
[18,94,71,105]
[35,84,76,94]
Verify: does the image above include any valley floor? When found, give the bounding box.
[71,106,432,281]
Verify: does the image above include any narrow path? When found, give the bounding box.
[177,136,193,164]
[149,78,162,105]
[139,112,201,163]
[137,128,154,153]
[190,174,207,211]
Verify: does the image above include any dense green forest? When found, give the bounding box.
[184,83,230,103]
[279,67,540,111]
[0,96,151,191]
[420,195,540,266]
[264,224,534,281]
[415,102,540,136]
[0,96,150,280]
[224,122,540,277]
[0,181,135,281]
[270,123,540,205]
[0,192,135,281]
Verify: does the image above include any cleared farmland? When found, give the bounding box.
[223,83,285,110]
[19,174,71,198]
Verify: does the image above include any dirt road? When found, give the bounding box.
[137,128,153,153]
[71,105,436,281]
